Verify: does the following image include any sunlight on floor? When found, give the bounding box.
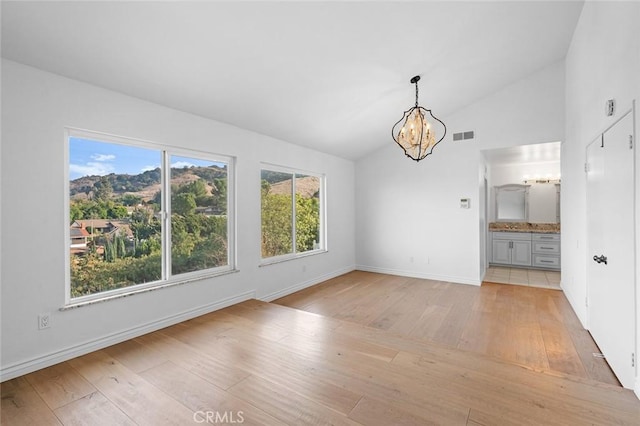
[483,266,561,290]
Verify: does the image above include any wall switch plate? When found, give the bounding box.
[606,99,615,116]
[38,313,51,330]
[460,198,470,209]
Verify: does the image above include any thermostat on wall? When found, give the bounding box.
[460,198,470,209]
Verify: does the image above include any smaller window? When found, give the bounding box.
[261,166,324,262]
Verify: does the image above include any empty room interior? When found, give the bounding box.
[2,1,640,425]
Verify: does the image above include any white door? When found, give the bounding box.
[586,110,636,389]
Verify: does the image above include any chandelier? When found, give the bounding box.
[391,75,446,162]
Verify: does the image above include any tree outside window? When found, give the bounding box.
[261,167,323,260]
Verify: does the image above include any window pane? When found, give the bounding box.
[170,156,228,275]
[261,170,293,257]
[69,137,162,298]
[295,175,321,253]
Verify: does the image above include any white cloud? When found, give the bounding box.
[171,161,195,169]
[90,153,116,162]
[141,165,158,172]
[69,162,115,177]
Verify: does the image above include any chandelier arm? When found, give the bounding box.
[417,108,425,158]
[391,106,418,156]
[391,113,404,142]
[429,110,447,144]
[391,106,417,141]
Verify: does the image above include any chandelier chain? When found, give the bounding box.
[415,81,419,107]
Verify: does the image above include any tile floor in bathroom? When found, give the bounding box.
[483,266,561,290]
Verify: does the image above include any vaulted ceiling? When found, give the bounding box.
[1,1,583,160]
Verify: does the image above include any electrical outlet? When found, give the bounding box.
[38,313,51,330]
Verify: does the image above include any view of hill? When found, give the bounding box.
[70,165,227,201]
[268,176,320,198]
[69,163,230,297]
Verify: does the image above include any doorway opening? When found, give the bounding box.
[480,141,562,287]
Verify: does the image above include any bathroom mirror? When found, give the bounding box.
[495,184,530,222]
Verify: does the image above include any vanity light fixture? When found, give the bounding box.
[392,75,446,162]
[523,178,561,185]
[523,173,561,185]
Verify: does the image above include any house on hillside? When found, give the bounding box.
[69,220,134,255]
[69,226,90,255]
[71,219,132,238]
[71,219,109,235]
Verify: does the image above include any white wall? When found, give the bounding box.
[488,162,561,223]
[478,160,488,278]
[355,61,565,285]
[563,1,640,394]
[0,60,356,380]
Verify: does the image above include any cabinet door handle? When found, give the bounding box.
[540,247,554,250]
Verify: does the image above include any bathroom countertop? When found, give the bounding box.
[488,222,560,234]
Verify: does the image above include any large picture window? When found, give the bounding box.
[67,129,234,302]
[261,166,324,261]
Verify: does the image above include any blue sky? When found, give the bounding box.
[69,137,224,180]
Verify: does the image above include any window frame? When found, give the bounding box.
[64,127,236,307]
[259,163,327,266]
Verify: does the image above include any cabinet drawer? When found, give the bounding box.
[533,255,560,268]
[533,242,560,254]
[492,232,531,241]
[532,233,560,242]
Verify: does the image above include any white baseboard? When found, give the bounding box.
[260,264,356,302]
[356,265,482,286]
[0,290,255,382]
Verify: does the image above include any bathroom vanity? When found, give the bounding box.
[489,223,560,270]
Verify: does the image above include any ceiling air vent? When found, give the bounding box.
[453,131,475,141]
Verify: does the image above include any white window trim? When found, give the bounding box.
[259,163,327,266]
[62,269,240,310]
[64,127,236,307]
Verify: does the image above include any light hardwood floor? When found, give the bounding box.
[276,271,617,385]
[2,271,639,425]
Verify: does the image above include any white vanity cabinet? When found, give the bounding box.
[491,232,532,267]
[532,233,561,270]
[490,231,560,270]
